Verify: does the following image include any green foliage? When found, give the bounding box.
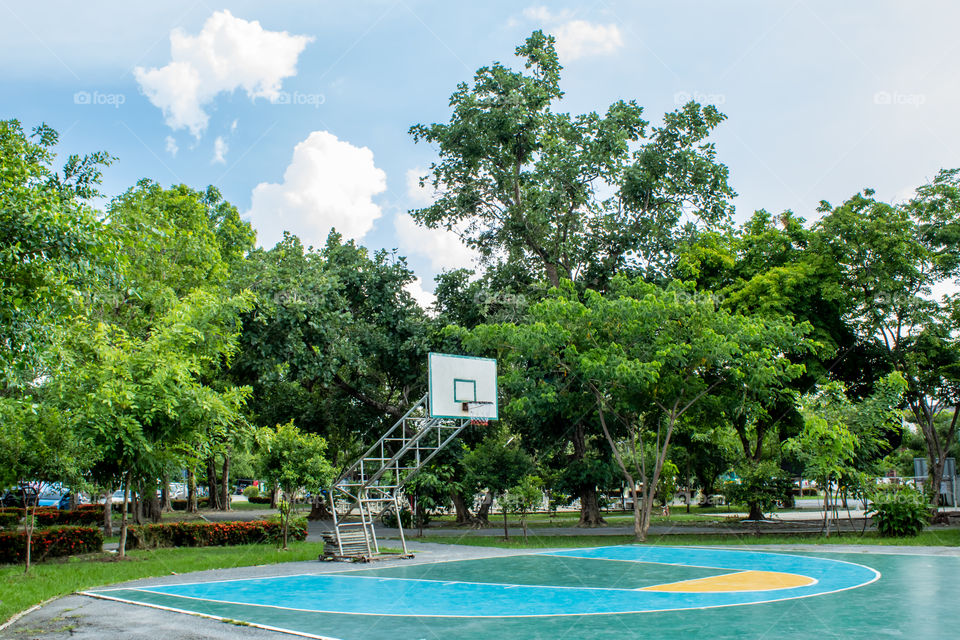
[242,485,260,499]
[410,31,733,288]
[0,526,103,565]
[655,461,679,507]
[501,475,543,514]
[380,507,413,529]
[724,461,793,518]
[127,519,305,549]
[0,506,103,527]
[0,120,113,388]
[462,427,536,499]
[869,486,929,537]
[255,422,334,498]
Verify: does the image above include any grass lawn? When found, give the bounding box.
[410,528,960,549]
[427,506,803,529]
[0,541,324,625]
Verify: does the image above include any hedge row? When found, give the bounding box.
[0,526,103,565]
[247,496,272,504]
[127,519,306,549]
[170,499,210,511]
[0,505,105,527]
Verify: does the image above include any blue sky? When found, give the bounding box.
[3,1,958,305]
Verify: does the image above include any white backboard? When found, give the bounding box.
[428,352,498,420]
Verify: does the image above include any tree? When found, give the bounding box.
[816,174,960,506]
[785,373,906,533]
[466,277,811,540]
[461,427,535,539]
[0,120,112,390]
[410,31,734,290]
[0,397,90,572]
[500,475,543,541]
[255,421,334,548]
[55,290,252,555]
[231,232,432,518]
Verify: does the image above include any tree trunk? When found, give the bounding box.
[21,485,34,574]
[160,473,173,512]
[132,484,142,525]
[187,468,197,513]
[451,490,473,525]
[475,490,493,524]
[578,486,605,527]
[572,422,605,527]
[103,486,113,537]
[145,482,162,524]
[206,457,221,510]
[502,508,509,540]
[747,503,765,521]
[119,471,131,558]
[270,483,280,509]
[68,491,78,511]
[308,497,332,520]
[220,454,231,511]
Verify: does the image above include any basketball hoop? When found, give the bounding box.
[467,400,494,426]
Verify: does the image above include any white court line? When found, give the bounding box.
[79,591,343,640]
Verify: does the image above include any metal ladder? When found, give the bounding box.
[324,393,471,560]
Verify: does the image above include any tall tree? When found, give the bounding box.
[0,120,112,390]
[816,173,960,506]
[465,277,811,539]
[410,31,734,290]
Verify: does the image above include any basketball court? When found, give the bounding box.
[81,544,960,639]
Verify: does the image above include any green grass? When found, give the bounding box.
[410,528,960,549]
[0,541,324,625]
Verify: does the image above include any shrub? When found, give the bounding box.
[126,519,306,549]
[0,506,104,526]
[380,507,413,529]
[170,498,209,511]
[242,485,260,499]
[724,461,793,519]
[247,496,272,504]
[0,511,20,529]
[0,526,103,565]
[869,486,929,537]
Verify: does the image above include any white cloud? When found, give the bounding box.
[522,6,573,22]
[212,136,228,164]
[247,131,387,249]
[553,21,623,61]
[230,119,239,134]
[135,10,312,137]
[406,167,437,206]
[394,213,480,272]
[520,6,623,61]
[404,277,436,311]
[164,135,178,157]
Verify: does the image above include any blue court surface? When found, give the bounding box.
[82,545,960,639]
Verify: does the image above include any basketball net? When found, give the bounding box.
[467,402,490,427]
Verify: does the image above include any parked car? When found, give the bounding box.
[1,485,40,508]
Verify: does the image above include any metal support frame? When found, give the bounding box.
[325,393,471,560]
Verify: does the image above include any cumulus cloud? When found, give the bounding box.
[164,135,178,157]
[396,167,480,272]
[212,136,228,164]
[406,167,437,206]
[404,277,437,311]
[521,6,623,61]
[135,10,312,137]
[394,213,480,272]
[247,131,387,249]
